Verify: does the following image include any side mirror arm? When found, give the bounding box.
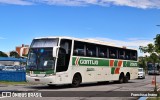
[53,46,60,58]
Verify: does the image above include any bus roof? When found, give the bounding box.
[34,36,137,51]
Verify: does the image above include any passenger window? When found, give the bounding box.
[125,50,130,60]
[131,51,137,60]
[73,41,85,56]
[109,48,117,59]
[119,50,125,59]
[86,44,96,57]
[98,46,107,58]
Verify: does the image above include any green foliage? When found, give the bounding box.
[138,56,147,70]
[22,54,28,57]
[139,46,148,53]
[140,34,160,92]
[10,51,20,58]
[0,81,27,85]
[150,53,159,64]
[147,43,155,54]
[139,34,160,72]
[154,34,160,51]
[0,51,8,57]
[139,43,155,54]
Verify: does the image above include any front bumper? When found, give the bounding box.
[26,75,56,84]
[138,75,144,78]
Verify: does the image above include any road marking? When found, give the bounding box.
[0,97,7,99]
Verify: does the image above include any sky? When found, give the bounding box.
[0,0,160,56]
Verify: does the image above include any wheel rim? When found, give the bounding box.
[73,76,80,86]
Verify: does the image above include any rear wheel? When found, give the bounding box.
[124,76,129,83]
[119,75,124,84]
[71,74,82,87]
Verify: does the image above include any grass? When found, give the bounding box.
[147,97,160,100]
[0,81,27,85]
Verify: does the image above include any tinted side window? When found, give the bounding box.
[118,49,125,59]
[98,46,108,58]
[131,50,137,61]
[73,41,85,56]
[109,47,117,59]
[125,50,130,60]
[86,43,97,57]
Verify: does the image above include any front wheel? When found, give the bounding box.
[71,74,82,87]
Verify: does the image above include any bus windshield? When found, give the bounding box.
[27,48,55,71]
[27,38,58,71]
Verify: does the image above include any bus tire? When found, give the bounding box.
[119,73,124,84]
[124,76,128,83]
[126,72,130,80]
[71,73,82,87]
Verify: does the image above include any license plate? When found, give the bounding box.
[35,79,40,81]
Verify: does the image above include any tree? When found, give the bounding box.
[154,34,160,52]
[22,54,28,57]
[138,56,147,72]
[139,35,160,92]
[147,43,155,53]
[0,51,8,57]
[10,51,20,58]
[149,53,159,64]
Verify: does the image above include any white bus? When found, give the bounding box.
[26,36,138,87]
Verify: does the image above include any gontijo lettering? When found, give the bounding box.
[80,60,98,65]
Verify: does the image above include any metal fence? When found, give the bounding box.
[0,71,26,82]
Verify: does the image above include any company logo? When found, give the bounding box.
[75,57,99,66]
[130,62,137,67]
[80,60,98,65]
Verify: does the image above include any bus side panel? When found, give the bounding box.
[130,67,138,79]
[119,67,138,80]
[55,71,72,84]
[96,67,119,82]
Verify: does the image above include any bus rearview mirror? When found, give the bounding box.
[53,46,60,58]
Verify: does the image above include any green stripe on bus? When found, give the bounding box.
[114,60,118,66]
[72,57,109,66]
[72,57,76,65]
[72,57,138,67]
[26,69,54,74]
[111,68,115,74]
[123,61,127,67]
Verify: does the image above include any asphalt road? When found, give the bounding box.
[0,75,160,100]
